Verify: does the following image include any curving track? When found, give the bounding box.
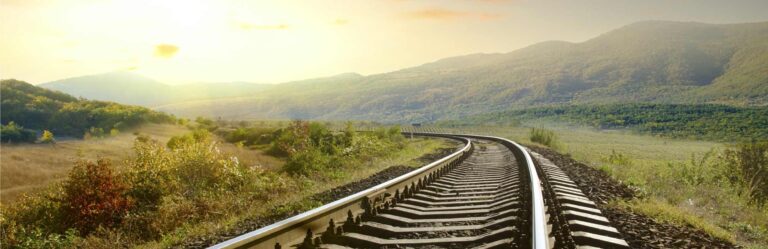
[211,134,629,249]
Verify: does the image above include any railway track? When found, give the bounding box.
[211,133,629,249]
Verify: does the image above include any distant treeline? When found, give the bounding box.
[1,79,175,142]
[446,104,768,141]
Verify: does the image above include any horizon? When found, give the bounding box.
[2,0,768,85]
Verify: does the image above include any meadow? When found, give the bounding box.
[1,124,187,203]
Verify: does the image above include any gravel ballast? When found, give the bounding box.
[528,145,738,249]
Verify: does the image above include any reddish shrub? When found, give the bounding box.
[61,159,133,235]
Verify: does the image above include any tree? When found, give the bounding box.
[40,130,55,144]
[1,121,36,143]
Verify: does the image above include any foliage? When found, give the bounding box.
[60,159,132,235]
[456,103,768,142]
[723,141,768,206]
[530,127,557,147]
[0,131,277,247]
[0,79,175,140]
[0,120,434,248]
[40,130,55,144]
[0,121,37,143]
[166,129,212,149]
[220,126,278,147]
[217,120,407,176]
[276,121,405,175]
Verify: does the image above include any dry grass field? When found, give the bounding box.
[1,124,185,203]
[0,124,286,204]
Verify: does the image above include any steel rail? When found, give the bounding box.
[210,133,472,249]
[455,134,549,249]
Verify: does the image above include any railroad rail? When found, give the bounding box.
[211,133,628,249]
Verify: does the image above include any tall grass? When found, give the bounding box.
[530,127,557,147]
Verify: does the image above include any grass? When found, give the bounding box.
[139,136,452,248]
[609,199,736,243]
[437,123,768,248]
[0,124,188,203]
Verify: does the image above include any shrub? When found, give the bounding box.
[530,127,557,147]
[0,121,37,143]
[126,138,176,210]
[283,147,330,175]
[40,130,55,144]
[166,129,212,149]
[723,141,768,206]
[270,121,311,157]
[60,159,133,235]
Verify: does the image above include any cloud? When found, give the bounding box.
[333,19,349,25]
[154,44,179,59]
[404,8,501,21]
[238,22,290,30]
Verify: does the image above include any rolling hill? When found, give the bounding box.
[1,79,175,139]
[46,21,768,122]
[40,72,269,106]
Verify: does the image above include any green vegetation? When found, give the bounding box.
[40,130,55,144]
[723,142,768,206]
[610,199,736,243]
[0,121,37,143]
[447,103,768,141]
[529,128,557,147]
[0,79,175,141]
[219,121,406,176]
[0,121,437,248]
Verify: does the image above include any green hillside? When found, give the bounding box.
[152,21,768,122]
[0,79,175,141]
[39,21,768,123]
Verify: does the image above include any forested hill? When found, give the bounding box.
[438,104,768,141]
[153,21,768,122]
[0,79,175,142]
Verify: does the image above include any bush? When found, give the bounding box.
[530,127,557,147]
[40,130,55,144]
[166,129,212,149]
[61,159,133,235]
[126,138,176,210]
[0,121,37,143]
[283,147,330,175]
[723,141,768,206]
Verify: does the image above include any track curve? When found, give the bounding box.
[210,133,629,249]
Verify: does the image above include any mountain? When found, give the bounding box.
[156,21,768,122]
[40,72,269,107]
[45,21,768,123]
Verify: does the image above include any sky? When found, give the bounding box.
[1,0,768,85]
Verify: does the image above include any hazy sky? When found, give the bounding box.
[2,0,767,85]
